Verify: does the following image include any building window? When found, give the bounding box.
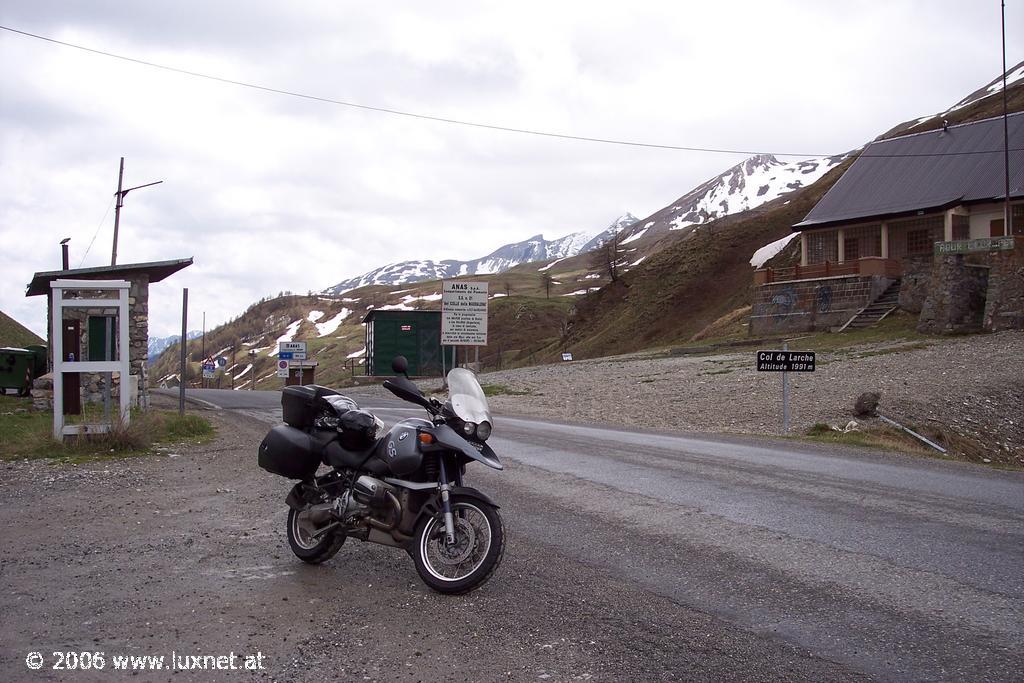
[1012,204,1024,236]
[806,231,838,264]
[890,215,943,258]
[843,224,881,259]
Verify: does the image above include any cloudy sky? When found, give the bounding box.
[1,1,1020,338]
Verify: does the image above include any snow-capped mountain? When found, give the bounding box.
[613,153,846,246]
[321,214,638,295]
[148,331,202,361]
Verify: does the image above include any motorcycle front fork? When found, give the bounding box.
[438,458,462,546]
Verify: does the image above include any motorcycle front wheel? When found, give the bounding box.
[411,495,504,594]
[286,506,345,564]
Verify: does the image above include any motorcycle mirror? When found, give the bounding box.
[391,355,409,377]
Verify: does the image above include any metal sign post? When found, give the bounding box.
[756,347,816,434]
[782,342,789,433]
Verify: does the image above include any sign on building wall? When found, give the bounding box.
[441,281,488,346]
[934,236,1015,255]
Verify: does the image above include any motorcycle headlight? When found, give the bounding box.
[462,421,477,437]
[476,421,491,441]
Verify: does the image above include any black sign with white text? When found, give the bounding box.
[756,350,816,372]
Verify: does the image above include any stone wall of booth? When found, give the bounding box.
[898,256,932,314]
[982,238,1024,331]
[750,275,892,335]
[916,256,989,334]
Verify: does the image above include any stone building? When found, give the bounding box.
[25,258,192,406]
[752,112,1023,335]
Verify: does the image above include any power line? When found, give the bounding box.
[1,24,1021,160]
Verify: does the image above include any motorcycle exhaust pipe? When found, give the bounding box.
[367,491,403,533]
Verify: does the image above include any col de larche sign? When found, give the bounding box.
[441,281,488,346]
[756,350,816,372]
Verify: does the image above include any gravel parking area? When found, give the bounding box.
[476,330,1024,465]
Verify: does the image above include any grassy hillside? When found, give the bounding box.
[0,311,44,349]
[550,160,852,359]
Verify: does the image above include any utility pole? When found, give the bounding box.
[179,288,188,416]
[1001,0,1012,237]
[111,157,163,266]
[201,312,206,390]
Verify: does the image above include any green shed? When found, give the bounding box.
[363,310,443,377]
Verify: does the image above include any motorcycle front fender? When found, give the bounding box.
[405,486,500,553]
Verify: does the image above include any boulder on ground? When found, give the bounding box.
[854,391,880,417]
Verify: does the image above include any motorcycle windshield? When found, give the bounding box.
[448,368,491,426]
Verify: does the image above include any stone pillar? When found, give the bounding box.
[917,255,989,334]
[837,228,845,263]
[800,233,808,267]
[943,209,954,242]
[881,223,889,259]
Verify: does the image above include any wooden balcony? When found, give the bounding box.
[755,257,902,285]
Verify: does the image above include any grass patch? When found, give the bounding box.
[480,384,532,397]
[0,398,215,462]
[803,422,928,452]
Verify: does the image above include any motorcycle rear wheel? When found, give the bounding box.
[411,495,504,594]
[287,507,345,564]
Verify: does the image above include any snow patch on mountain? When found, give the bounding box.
[750,233,799,268]
[316,308,351,337]
[147,330,202,361]
[667,155,843,231]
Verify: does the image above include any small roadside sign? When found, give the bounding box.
[276,359,289,378]
[756,350,815,372]
[279,341,307,360]
[561,353,573,361]
[202,362,216,379]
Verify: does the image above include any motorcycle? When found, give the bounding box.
[257,355,505,594]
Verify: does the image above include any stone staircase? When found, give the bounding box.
[838,280,902,332]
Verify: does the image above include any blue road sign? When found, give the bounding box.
[279,351,294,360]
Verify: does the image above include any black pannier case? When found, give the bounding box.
[281,384,341,430]
[258,424,320,479]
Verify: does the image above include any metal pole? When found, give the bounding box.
[782,341,790,433]
[201,311,206,390]
[179,288,188,416]
[1001,0,1012,237]
[111,157,125,266]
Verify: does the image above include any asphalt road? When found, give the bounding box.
[164,386,1024,681]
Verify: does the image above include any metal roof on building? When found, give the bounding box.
[25,257,193,296]
[795,112,1024,230]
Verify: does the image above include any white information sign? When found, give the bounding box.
[441,281,488,346]
[279,341,307,360]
